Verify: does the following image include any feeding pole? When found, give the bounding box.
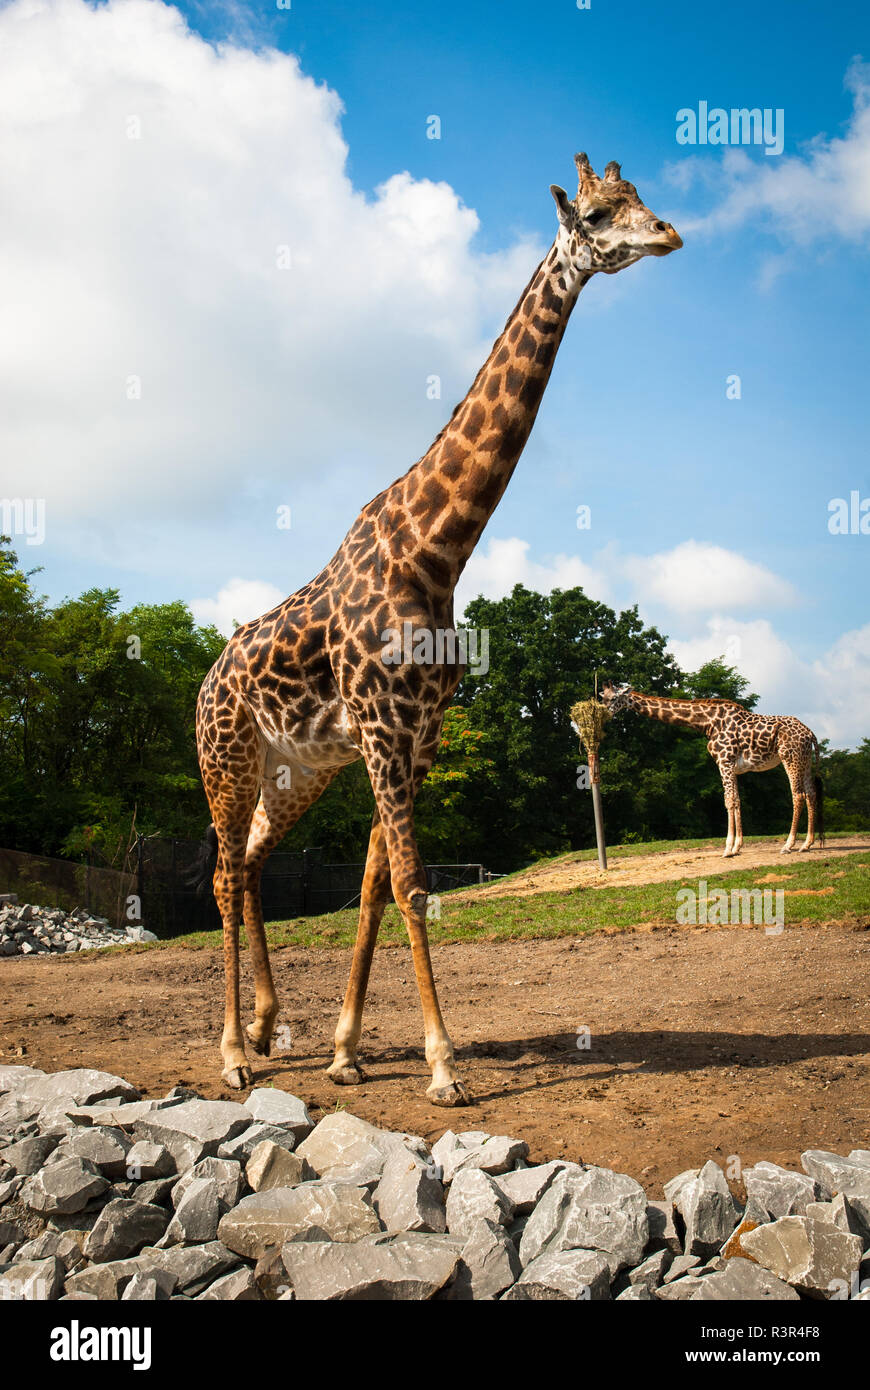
[570,685,611,872]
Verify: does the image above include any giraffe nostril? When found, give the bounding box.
[652,221,668,233]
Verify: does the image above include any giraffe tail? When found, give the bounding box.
[812,736,825,846]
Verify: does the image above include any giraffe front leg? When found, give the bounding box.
[720,766,738,857]
[732,783,744,855]
[363,739,470,1107]
[327,812,389,1087]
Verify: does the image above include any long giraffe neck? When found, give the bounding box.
[628,693,722,736]
[378,230,589,598]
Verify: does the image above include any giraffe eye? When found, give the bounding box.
[585,208,608,227]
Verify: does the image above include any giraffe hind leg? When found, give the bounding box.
[242,760,340,1059]
[781,759,806,853]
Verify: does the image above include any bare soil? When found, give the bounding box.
[3,910,868,1199]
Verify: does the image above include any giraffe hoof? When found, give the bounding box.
[427,1081,472,1108]
[221,1063,254,1089]
[246,1025,272,1057]
[326,1063,367,1086]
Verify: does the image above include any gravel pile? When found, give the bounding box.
[0,1064,867,1301]
[0,898,156,957]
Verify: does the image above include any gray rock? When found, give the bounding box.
[130,1179,175,1208]
[253,1245,291,1299]
[805,1194,854,1234]
[663,1253,702,1283]
[64,1257,151,1300]
[0,1255,64,1300]
[28,1069,140,1127]
[502,1247,611,1301]
[441,1134,529,1184]
[0,1135,60,1176]
[374,1147,446,1234]
[0,1176,24,1205]
[655,1276,710,1300]
[0,1066,45,1094]
[280,1231,463,1300]
[519,1167,648,1277]
[60,1126,132,1180]
[296,1112,426,1184]
[162,1178,221,1246]
[218,1182,381,1261]
[83,1199,170,1262]
[246,1140,314,1193]
[740,1215,863,1299]
[801,1150,870,1201]
[65,1100,169,1130]
[133,1099,252,1171]
[218,1123,299,1165]
[617,1284,655,1300]
[243,1089,314,1142]
[171,1157,242,1211]
[669,1161,739,1257]
[448,1218,521,1300]
[196,1266,262,1300]
[744,1160,818,1218]
[646,1198,681,1253]
[492,1161,569,1216]
[12,1231,84,1272]
[123,1141,175,1181]
[121,1270,174,1301]
[692,1257,801,1301]
[0,1218,25,1249]
[136,1240,241,1296]
[21,1157,109,1215]
[627,1248,673,1291]
[445,1168,514,1243]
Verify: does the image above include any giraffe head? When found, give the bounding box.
[550,153,682,276]
[599,680,634,714]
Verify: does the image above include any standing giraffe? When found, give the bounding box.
[196,154,682,1103]
[599,683,824,858]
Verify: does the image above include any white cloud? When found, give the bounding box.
[619,540,796,613]
[0,0,540,539]
[190,577,284,636]
[455,535,868,747]
[455,536,609,617]
[670,59,870,248]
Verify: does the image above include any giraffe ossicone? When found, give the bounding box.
[599,683,824,858]
[195,154,681,1102]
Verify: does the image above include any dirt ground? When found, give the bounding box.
[451,834,870,900]
[2,915,868,1198]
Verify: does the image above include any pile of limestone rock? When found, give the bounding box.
[0,897,156,957]
[0,1063,868,1301]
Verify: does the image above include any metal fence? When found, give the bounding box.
[0,847,136,930]
[131,835,487,938]
[0,839,488,940]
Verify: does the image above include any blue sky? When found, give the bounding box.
[1,0,868,743]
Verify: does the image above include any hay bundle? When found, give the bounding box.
[570,698,611,783]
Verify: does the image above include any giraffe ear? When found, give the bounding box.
[550,184,574,227]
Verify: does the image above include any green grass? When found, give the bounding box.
[82,834,868,956]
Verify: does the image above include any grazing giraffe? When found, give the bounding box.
[599,683,824,858]
[196,154,682,1103]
